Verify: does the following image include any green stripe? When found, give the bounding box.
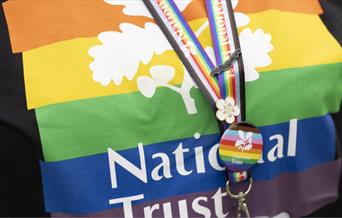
[36,89,219,162]
[36,62,342,162]
[246,63,342,126]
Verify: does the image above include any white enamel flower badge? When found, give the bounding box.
[215,97,240,124]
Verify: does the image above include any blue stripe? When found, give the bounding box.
[150,0,219,100]
[40,115,336,213]
[223,130,263,139]
[206,1,223,65]
[167,0,215,70]
[205,0,228,98]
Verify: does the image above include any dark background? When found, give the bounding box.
[309,1,342,216]
[0,0,341,217]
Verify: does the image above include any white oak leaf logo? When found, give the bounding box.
[88,23,172,86]
[235,130,253,152]
[240,28,273,81]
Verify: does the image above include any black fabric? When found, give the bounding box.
[0,124,48,217]
[0,3,48,217]
[307,1,342,216]
[319,0,342,46]
[0,0,341,217]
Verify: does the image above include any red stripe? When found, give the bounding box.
[191,53,221,98]
[220,145,262,154]
[239,172,245,181]
[158,2,220,99]
[221,139,263,149]
[220,22,237,117]
[220,5,236,103]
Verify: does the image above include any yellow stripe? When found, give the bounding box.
[195,12,342,73]
[23,20,209,109]
[192,52,220,97]
[23,13,342,109]
[219,149,261,160]
[243,10,342,72]
[23,37,184,109]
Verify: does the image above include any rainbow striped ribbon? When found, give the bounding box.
[146,0,220,104]
[144,0,250,183]
[206,0,244,123]
[144,0,244,119]
[228,171,249,183]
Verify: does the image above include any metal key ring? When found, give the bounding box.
[226,177,253,199]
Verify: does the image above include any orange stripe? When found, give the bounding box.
[221,44,232,97]
[235,0,323,14]
[219,149,261,160]
[181,0,323,25]
[176,28,219,98]
[191,53,220,98]
[220,144,261,154]
[1,0,215,53]
[3,0,322,53]
[2,0,152,53]
[231,68,236,100]
[155,3,221,99]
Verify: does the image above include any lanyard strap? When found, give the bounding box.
[205,0,245,123]
[144,0,219,105]
[143,0,245,125]
[143,0,250,183]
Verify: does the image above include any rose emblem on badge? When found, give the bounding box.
[216,97,240,124]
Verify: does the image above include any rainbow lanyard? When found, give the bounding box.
[144,0,251,176]
[144,0,245,124]
[206,0,244,121]
[144,1,264,216]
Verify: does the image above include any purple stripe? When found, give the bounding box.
[52,159,341,217]
[221,0,242,121]
[205,0,227,98]
[205,0,222,65]
[148,0,219,103]
[166,0,215,70]
[207,4,222,65]
[226,162,253,172]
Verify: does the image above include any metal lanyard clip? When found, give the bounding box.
[236,194,251,218]
[226,177,253,218]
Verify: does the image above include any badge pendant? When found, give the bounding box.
[219,123,263,218]
[218,122,263,173]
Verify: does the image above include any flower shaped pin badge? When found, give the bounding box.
[216,97,240,124]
